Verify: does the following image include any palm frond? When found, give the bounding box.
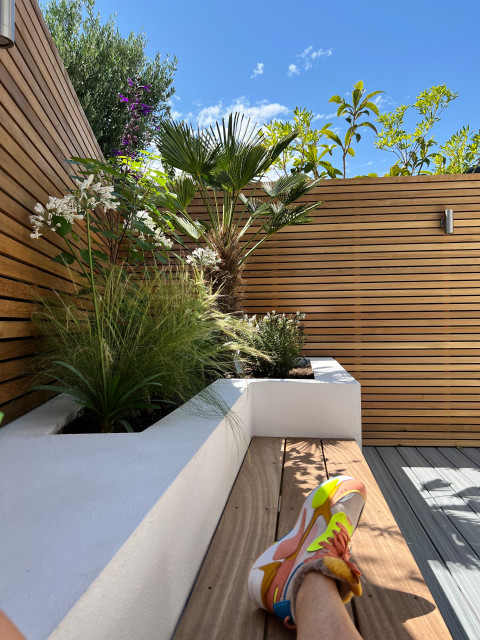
[238,193,270,215]
[157,119,222,176]
[165,213,206,240]
[169,175,199,210]
[261,173,309,198]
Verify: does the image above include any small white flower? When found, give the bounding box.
[30,174,120,239]
[186,247,221,268]
[153,229,173,249]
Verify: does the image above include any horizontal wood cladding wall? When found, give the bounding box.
[0,0,102,424]
[235,174,480,446]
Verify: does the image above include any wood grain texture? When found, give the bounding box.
[229,175,480,445]
[322,439,452,640]
[0,0,102,422]
[176,438,455,639]
[2,7,480,442]
[363,447,478,640]
[266,438,329,640]
[173,437,284,640]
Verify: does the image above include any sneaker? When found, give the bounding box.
[247,475,366,629]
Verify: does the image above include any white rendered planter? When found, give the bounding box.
[0,358,360,640]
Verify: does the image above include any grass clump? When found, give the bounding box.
[32,267,251,432]
[242,311,306,378]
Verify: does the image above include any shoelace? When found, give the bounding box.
[320,521,362,578]
[283,616,296,630]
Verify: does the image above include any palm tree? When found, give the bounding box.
[155,113,325,312]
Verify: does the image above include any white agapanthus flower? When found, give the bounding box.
[136,210,173,249]
[30,175,119,239]
[186,247,221,268]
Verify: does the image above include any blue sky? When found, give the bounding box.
[94,0,478,176]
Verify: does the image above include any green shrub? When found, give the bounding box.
[32,267,250,432]
[242,311,306,378]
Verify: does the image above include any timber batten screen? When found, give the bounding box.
[0,0,102,424]
[1,5,480,444]
[241,174,480,446]
[187,174,480,446]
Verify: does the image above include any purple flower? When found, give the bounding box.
[118,94,129,102]
[141,84,152,92]
[127,78,134,86]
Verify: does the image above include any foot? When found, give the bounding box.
[248,475,366,629]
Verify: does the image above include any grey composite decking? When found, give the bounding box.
[364,446,480,640]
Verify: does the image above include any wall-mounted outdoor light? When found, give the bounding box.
[441,209,454,234]
[0,0,15,49]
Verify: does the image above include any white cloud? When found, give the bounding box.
[310,48,332,60]
[287,63,300,77]
[195,98,289,128]
[250,62,264,79]
[373,94,396,110]
[313,111,337,121]
[289,46,333,75]
[300,46,313,58]
[170,109,182,120]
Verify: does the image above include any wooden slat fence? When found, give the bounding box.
[1,3,480,444]
[0,0,102,424]
[235,174,480,446]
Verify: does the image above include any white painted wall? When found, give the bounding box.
[0,358,361,640]
[250,358,361,440]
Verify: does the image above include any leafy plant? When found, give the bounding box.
[375,84,459,176]
[262,107,340,179]
[324,81,383,178]
[433,126,480,174]
[42,0,177,156]
[155,113,325,312]
[30,160,174,277]
[32,268,253,432]
[242,311,306,378]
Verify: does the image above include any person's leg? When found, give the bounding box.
[248,476,367,631]
[295,572,362,640]
[0,611,26,640]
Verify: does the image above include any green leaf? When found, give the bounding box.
[99,229,118,239]
[118,419,133,433]
[52,251,75,265]
[357,121,378,134]
[329,95,343,104]
[132,219,154,235]
[79,249,92,264]
[92,250,109,262]
[53,216,73,237]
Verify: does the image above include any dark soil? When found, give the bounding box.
[286,365,314,379]
[58,401,175,434]
[243,363,314,380]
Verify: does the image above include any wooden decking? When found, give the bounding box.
[173,438,451,639]
[364,446,480,640]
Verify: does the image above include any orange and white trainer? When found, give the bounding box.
[247,475,366,629]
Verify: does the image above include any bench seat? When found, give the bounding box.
[173,438,452,639]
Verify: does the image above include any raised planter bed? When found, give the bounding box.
[0,358,360,640]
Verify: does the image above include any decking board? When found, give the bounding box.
[173,437,284,640]
[265,438,327,640]
[174,439,453,640]
[363,448,477,640]
[365,446,480,640]
[323,440,451,640]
